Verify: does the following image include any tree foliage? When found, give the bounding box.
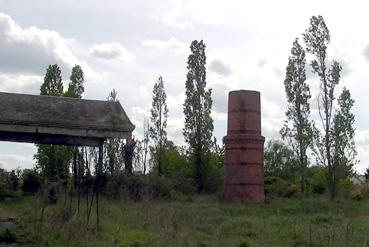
[65,65,86,197]
[36,64,71,184]
[149,76,168,176]
[36,64,87,187]
[142,117,150,175]
[40,64,63,96]
[105,89,124,175]
[65,65,85,98]
[303,15,356,199]
[21,169,42,194]
[183,40,214,192]
[264,140,298,181]
[332,88,357,180]
[280,38,313,193]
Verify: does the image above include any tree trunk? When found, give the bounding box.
[70,149,77,215]
[96,143,103,228]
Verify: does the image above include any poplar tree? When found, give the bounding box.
[35,64,67,184]
[280,38,313,193]
[332,88,357,182]
[142,117,150,175]
[149,76,168,176]
[303,15,343,199]
[105,89,124,175]
[40,64,63,96]
[65,64,85,211]
[65,65,84,98]
[183,40,213,192]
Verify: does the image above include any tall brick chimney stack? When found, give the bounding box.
[223,90,265,202]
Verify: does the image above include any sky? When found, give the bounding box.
[1,0,369,173]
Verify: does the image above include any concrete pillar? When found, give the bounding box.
[223,90,265,202]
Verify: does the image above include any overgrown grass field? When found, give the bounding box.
[1,195,369,246]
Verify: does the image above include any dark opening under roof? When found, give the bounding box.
[0,92,135,146]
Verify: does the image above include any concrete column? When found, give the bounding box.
[223,90,265,202]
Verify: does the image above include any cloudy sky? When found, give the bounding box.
[1,0,369,173]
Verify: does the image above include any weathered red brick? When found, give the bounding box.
[224,90,265,203]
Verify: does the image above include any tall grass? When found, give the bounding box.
[1,195,369,246]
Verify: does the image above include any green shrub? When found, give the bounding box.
[285,184,300,197]
[265,176,287,195]
[245,228,258,238]
[21,169,41,194]
[337,178,354,197]
[126,175,145,201]
[9,170,19,191]
[350,189,364,201]
[0,169,12,196]
[0,228,16,243]
[105,171,197,201]
[309,169,327,194]
[146,175,172,199]
[351,183,369,200]
[238,240,250,247]
[171,171,196,194]
[203,152,224,193]
[264,176,299,197]
[104,171,129,198]
[104,172,148,201]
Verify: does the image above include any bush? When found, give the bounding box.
[105,171,129,198]
[203,152,224,193]
[21,169,41,194]
[264,176,299,198]
[337,178,354,197]
[308,168,327,194]
[0,169,12,196]
[238,240,250,247]
[104,164,220,201]
[171,171,196,194]
[104,171,146,201]
[203,164,223,193]
[126,174,145,201]
[264,140,299,181]
[9,170,19,191]
[146,175,172,199]
[351,183,369,200]
[0,228,16,243]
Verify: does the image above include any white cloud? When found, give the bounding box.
[261,96,284,119]
[355,130,369,173]
[167,92,185,109]
[142,38,187,53]
[211,83,228,113]
[130,106,150,132]
[160,2,194,30]
[262,117,283,140]
[356,130,369,146]
[0,154,34,171]
[89,42,135,62]
[209,59,232,77]
[211,110,227,121]
[0,13,79,74]
[167,116,185,145]
[0,74,42,94]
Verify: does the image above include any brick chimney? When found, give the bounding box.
[223,90,265,202]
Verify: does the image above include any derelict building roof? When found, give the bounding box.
[0,92,135,146]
